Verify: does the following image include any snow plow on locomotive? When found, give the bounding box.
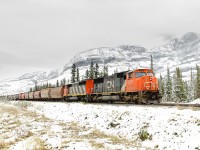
[10,68,162,104]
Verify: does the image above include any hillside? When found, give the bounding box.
[0,32,200,95]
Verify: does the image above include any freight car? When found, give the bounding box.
[11,68,162,104]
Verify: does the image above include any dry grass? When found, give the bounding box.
[191,106,200,111]
[176,105,200,111]
[34,138,47,150]
[176,106,186,110]
[0,102,52,149]
[0,106,19,115]
[90,141,105,149]
[23,137,47,150]
[25,111,38,118]
[0,140,7,149]
[15,101,32,109]
[89,129,134,146]
[1,100,147,149]
[24,131,34,138]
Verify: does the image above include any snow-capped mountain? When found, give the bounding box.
[151,32,200,76]
[0,32,200,95]
[63,45,150,73]
[0,69,61,95]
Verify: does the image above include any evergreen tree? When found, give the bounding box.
[159,74,165,96]
[103,65,108,76]
[37,85,40,90]
[60,80,63,86]
[173,67,187,102]
[89,61,94,79]
[188,68,195,101]
[151,55,153,71]
[46,82,49,88]
[76,68,80,82]
[184,81,189,102]
[63,78,66,85]
[114,67,118,74]
[99,71,104,78]
[30,87,33,92]
[34,81,38,91]
[56,80,59,87]
[195,65,200,99]
[165,67,172,101]
[60,78,66,86]
[71,64,76,83]
[94,63,99,78]
[85,69,89,79]
[48,83,52,88]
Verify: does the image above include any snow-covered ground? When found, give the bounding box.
[1,100,200,149]
[190,98,200,104]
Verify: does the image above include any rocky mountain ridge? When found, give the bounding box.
[0,32,200,95]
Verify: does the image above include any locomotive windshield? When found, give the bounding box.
[135,72,146,78]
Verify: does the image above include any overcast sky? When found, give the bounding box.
[0,0,200,80]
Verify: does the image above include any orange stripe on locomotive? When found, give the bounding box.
[86,79,94,94]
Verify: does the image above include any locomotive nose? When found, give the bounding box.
[144,76,157,91]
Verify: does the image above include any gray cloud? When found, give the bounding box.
[0,0,200,79]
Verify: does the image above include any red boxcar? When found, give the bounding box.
[33,91,41,99]
[25,92,29,99]
[29,92,34,99]
[50,86,67,99]
[41,88,51,99]
[19,93,25,100]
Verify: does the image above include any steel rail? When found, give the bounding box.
[10,99,200,108]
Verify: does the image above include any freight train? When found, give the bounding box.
[8,68,162,104]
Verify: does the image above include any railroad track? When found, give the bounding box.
[155,102,200,108]
[10,99,200,108]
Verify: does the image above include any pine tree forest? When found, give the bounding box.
[159,65,200,102]
[29,62,200,102]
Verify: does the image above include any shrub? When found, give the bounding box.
[138,129,152,141]
[15,101,32,109]
[110,122,120,128]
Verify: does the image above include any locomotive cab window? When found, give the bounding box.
[128,72,134,78]
[135,72,146,78]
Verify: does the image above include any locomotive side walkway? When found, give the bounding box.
[1,99,200,149]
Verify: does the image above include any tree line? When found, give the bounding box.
[29,62,109,92]
[29,78,68,92]
[71,61,108,83]
[159,65,200,102]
